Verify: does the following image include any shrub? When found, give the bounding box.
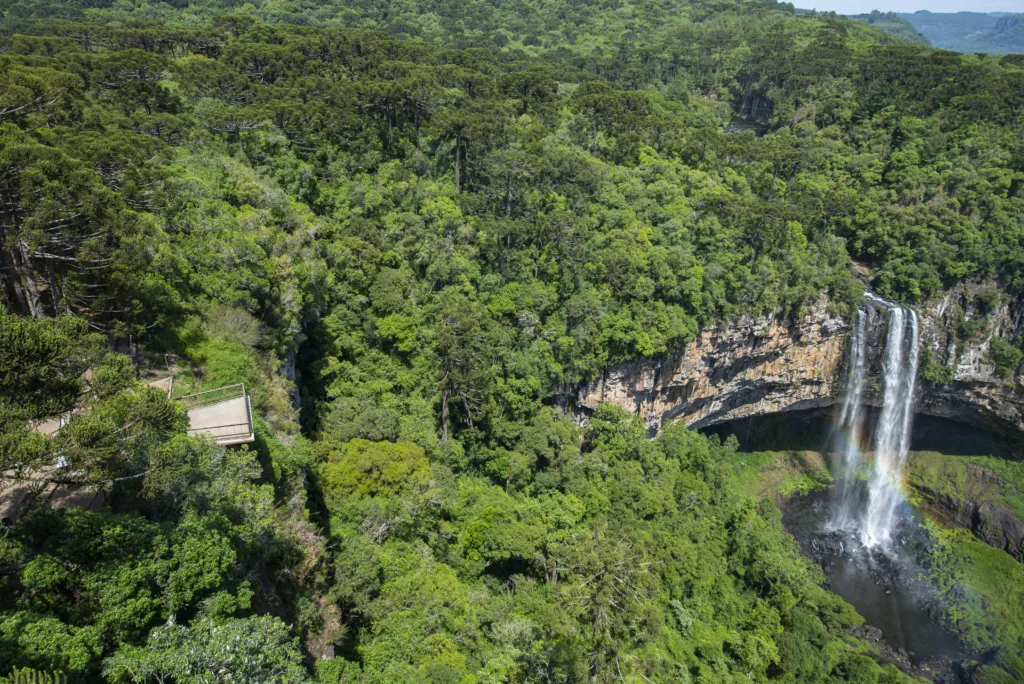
[985,337,1023,380]
[918,348,954,387]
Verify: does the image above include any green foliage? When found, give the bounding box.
[321,439,430,499]
[0,122,180,334]
[917,347,955,387]
[0,313,99,424]
[907,451,1024,533]
[985,337,1023,379]
[0,615,101,678]
[1,0,1023,680]
[905,451,1024,678]
[310,412,903,682]
[726,450,833,500]
[0,505,277,675]
[974,288,1002,316]
[0,669,66,684]
[0,311,193,491]
[314,658,363,683]
[924,524,1024,675]
[103,616,308,684]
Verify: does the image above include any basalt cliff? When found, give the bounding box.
[565,286,1024,446]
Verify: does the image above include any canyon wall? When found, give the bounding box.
[565,288,1024,445]
[568,302,850,433]
[917,285,1024,442]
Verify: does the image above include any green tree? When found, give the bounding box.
[103,616,308,684]
[321,439,430,498]
[433,291,494,444]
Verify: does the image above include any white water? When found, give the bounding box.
[830,297,920,551]
[830,309,867,531]
[862,305,919,548]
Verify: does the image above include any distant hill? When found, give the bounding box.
[971,14,1024,54]
[898,10,1024,54]
[851,10,931,46]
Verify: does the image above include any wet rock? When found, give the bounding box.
[784,491,976,683]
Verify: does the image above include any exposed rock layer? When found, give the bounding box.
[571,303,849,432]
[915,480,1024,563]
[566,288,1024,446]
[916,285,1024,445]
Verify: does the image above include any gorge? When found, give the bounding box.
[565,289,1024,676]
[3,0,1024,679]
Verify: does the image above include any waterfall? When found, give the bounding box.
[829,297,920,551]
[862,305,919,548]
[830,308,867,531]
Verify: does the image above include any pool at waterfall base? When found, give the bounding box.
[784,483,974,680]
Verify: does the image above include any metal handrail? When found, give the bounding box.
[176,383,246,410]
[178,382,246,399]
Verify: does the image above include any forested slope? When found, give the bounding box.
[1,0,1023,681]
[899,11,1024,55]
[849,11,930,47]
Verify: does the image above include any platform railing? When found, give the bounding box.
[185,421,253,441]
[176,383,246,411]
[178,386,254,445]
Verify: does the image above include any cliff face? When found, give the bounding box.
[567,289,1024,444]
[914,474,1024,563]
[570,302,850,433]
[917,284,1024,443]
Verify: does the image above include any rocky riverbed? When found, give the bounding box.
[783,487,974,682]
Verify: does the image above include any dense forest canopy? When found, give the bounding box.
[1,0,1023,681]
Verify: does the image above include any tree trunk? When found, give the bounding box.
[47,258,62,314]
[16,241,44,318]
[0,237,28,315]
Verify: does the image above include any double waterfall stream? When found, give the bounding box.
[782,295,970,674]
[831,295,921,549]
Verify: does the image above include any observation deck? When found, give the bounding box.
[177,383,255,446]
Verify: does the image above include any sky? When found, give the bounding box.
[800,0,1021,13]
